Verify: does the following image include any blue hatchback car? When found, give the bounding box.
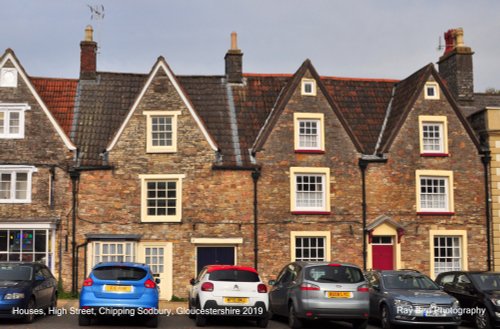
[79,262,160,327]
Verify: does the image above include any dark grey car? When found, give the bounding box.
[365,270,461,329]
[269,262,369,329]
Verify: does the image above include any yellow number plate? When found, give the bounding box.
[223,297,249,304]
[327,291,352,298]
[104,285,132,293]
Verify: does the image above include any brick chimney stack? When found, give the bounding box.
[80,25,97,80]
[438,28,474,103]
[225,32,243,83]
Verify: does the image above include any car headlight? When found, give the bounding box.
[4,292,25,300]
[491,298,500,306]
[452,300,460,308]
[394,299,413,313]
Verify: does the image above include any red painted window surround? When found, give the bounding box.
[420,153,449,157]
[292,211,331,215]
[417,212,455,216]
[295,150,325,154]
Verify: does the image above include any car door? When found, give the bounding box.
[367,272,383,319]
[269,264,295,316]
[32,266,51,308]
[447,273,476,315]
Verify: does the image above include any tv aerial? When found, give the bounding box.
[88,4,105,21]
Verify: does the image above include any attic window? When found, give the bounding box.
[425,82,440,100]
[301,79,316,96]
[0,68,18,88]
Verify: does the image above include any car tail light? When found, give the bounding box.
[257,284,267,293]
[144,279,156,289]
[201,282,214,292]
[83,278,93,287]
[357,284,369,293]
[300,283,320,291]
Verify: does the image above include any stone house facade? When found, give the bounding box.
[0,26,495,299]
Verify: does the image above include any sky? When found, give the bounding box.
[1,0,499,92]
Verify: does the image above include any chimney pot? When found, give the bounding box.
[84,25,94,42]
[231,32,238,51]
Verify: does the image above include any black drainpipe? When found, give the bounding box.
[359,159,368,271]
[251,168,261,270]
[482,151,492,271]
[69,170,80,296]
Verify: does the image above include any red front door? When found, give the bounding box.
[372,237,394,270]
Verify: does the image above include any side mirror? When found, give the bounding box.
[268,280,276,286]
[155,278,161,284]
[372,284,380,291]
[190,278,196,285]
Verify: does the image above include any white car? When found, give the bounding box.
[188,265,269,327]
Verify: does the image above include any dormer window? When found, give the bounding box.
[0,68,18,88]
[144,111,180,153]
[301,79,316,96]
[424,82,440,100]
[0,103,30,139]
[294,113,325,153]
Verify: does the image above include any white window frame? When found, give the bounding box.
[0,165,37,203]
[294,113,325,152]
[0,68,18,87]
[0,103,30,139]
[92,241,136,267]
[290,167,330,213]
[424,82,440,100]
[416,170,454,213]
[144,111,180,153]
[301,79,317,96]
[429,230,468,279]
[419,116,448,155]
[139,174,185,222]
[290,231,331,262]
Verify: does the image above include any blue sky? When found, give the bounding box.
[1,0,499,91]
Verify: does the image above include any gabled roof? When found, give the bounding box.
[375,63,481,154]
[107,57,218,154]
[252,59,363,153]
[31,77,78,136]
[0,49,76,150]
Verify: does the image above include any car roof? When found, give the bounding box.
[437,271,500,276]
[377,270,425,276]
[293,261,362,269]
[205,265,258,274]
[93,262,150,269]
[0,262,40,267]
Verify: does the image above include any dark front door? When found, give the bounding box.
[196,246,235,275]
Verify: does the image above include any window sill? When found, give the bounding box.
[141,218,182,223]
[420,153,449,157]
[292,211,331,215]
[417,212,455,216]
[295,150,325,154]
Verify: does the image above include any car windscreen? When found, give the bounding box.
[208,270,260,282]
[304,265,364,283]
[92,266,147,281]
[383,274,440,290]
[0,264,33,281]
[471,273,500,291]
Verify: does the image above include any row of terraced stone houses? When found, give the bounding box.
[1,26,500,300]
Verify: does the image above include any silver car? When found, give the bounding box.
[269,262,369,329]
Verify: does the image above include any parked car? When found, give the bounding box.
[435,271,500,329]
[79,262,160,328]
[0,262,57,323]
[188,265,269,328]
[268,262,369,329]
[365,270,461,329]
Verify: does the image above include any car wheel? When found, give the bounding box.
[188,298,196,319]
[78,314,91,326]
[352,319,368,329]
[256,315,269,328]
[23,297,36,324]
[381,305,396,329]
[145,316,158,328]
[195,300,207,327]
[475,307,492,329]
[288,304,302,329]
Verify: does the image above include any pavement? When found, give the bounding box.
[58,299,188,313]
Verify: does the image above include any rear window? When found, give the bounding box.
[209,270,259,282]
[92,266,147,281]
[305,265,364,283]
[0,264,32,281]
